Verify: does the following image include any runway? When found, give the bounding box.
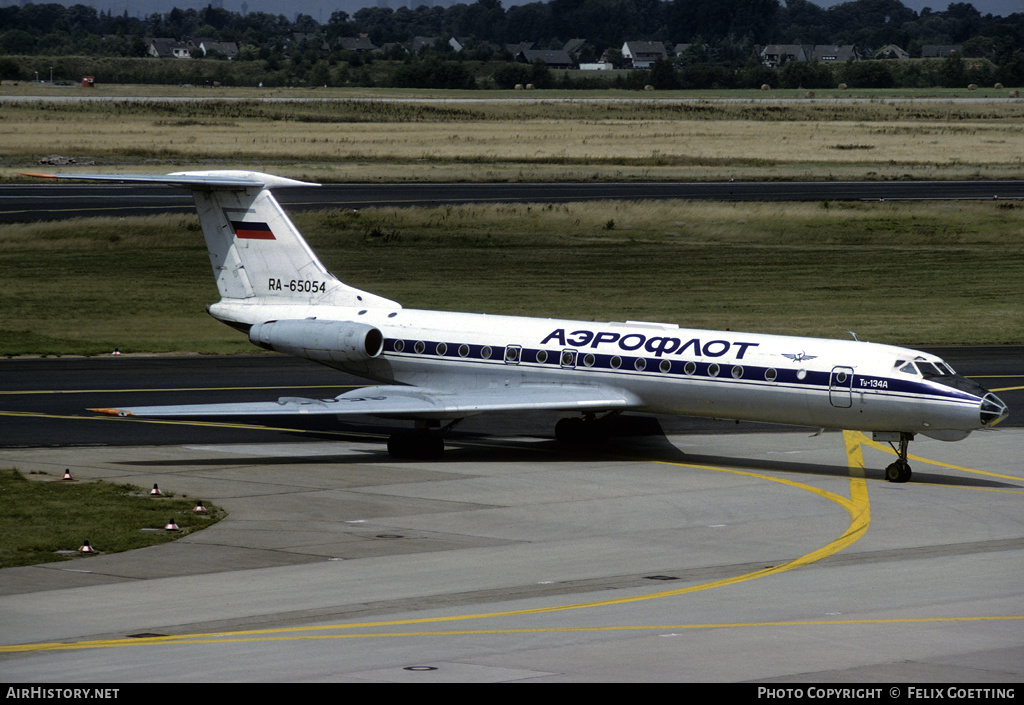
[4,179,1024,223]
[1,355,1022,682]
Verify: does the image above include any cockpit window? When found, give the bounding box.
[898,359,957,377]
[899,361,919,375]
[918,361,953,378]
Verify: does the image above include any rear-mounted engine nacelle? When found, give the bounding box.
[249,319,384,364]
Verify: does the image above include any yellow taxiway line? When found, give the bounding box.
[1,430,876,654]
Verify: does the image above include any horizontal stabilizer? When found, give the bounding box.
[91,384,642,421]
[24,171,318,190]
[28,170,398,309]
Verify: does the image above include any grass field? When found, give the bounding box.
[4,88,1024,182]
[1,90,1022,352]
[0,468,223,568]
[3,199,1022,355]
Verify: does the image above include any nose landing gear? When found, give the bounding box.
[882,432,914,483]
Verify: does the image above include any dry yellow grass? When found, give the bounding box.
[3,94,1024,182]
[3,117,1021,164]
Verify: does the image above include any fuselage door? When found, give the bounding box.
[829,366,855,408]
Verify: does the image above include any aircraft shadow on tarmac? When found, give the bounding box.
[107,414,1017,490]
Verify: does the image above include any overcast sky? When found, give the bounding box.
[2,0,1020,22]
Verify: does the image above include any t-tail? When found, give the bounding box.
[26,170,400,321]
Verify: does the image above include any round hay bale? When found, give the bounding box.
[644,84,654,91]
[760,83,771,91]
[968,83,978,91]
[805,91,815,98]
[1011,89,1020,98]
[526,83,535,90]
[514,83,524,90]
[995,82,1004,89]
[838,83,848,90]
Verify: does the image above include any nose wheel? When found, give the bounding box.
[885,458,912,483]
[884,432,913,483]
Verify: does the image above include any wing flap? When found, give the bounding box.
[90,384,642,420]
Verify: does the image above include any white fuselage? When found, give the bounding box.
[210,299,997,438]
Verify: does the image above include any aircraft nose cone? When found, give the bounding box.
[980,392,1009,427]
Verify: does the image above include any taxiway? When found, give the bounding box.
[1,356,1022,682]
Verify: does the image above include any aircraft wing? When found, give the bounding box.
[91,384,643,421]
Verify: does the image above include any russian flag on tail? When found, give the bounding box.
[231,221,275,240]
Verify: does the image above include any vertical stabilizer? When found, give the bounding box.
[27,170,400,310]
[174,170,397,309]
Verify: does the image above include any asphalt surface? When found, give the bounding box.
[1,349,1019,450]
[4,179,1024,223]
[2,178,1022,683]
[1,404,1021,682]
[1,355,1022,684]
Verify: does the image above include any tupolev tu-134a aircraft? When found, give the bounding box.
[31,170,1009,481]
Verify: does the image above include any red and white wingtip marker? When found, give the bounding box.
[62,469,74,481]
[78,540,96,554]
[164,518,180,531]
[149,483,163,496]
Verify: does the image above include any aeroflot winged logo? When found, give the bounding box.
[231,221,275,240]
[782,351,817,362]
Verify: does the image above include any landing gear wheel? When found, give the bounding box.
[387,431,444,460]
[882,432,915,483]
[555,417,589,444]
[885,459,912,483]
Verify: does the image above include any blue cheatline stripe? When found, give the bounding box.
[380,338,975,405]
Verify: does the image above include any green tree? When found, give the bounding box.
[0,56,22,81]
[778,60,834,89]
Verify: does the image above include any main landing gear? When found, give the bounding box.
[882,432,914,483]
[386,420,461,460]
[554,415,595,444]
[387,430,444,460]
[555,412,663,445]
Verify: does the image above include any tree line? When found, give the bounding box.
[2,0,1023,89]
